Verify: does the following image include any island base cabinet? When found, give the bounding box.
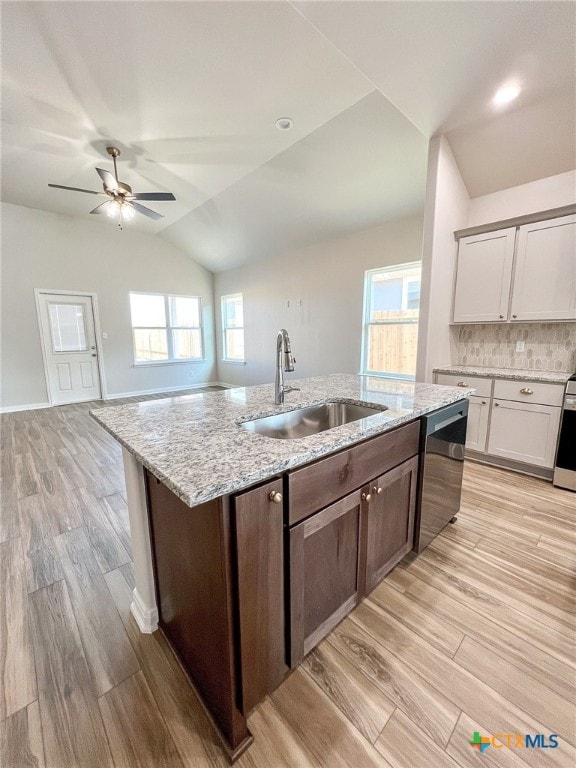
[145,471,252,761]
[365,456,418,594]
[234,478,287,713]
[289,489,363,666]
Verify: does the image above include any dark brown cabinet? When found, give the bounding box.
[234,478,287,713]
[144,419,423,762]
[289,489,364,666]
[364,456,418,594]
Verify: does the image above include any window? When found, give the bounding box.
[361,263,421,379]
[221,293,245,362]
[129,292,203,363]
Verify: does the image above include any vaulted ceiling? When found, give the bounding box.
[2,1,574,271]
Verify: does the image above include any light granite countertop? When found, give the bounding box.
[91,374,471,507]
[433,365,572,384]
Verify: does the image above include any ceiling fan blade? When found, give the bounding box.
[130,192,176,201]
[48,183,102,194]
[89,202,110,214]
[132,202,164,220]
[96,167,118,190]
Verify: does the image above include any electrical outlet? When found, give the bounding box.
[516,341,525,352]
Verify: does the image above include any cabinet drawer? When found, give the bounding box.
[493,378,564,406]
[435,373,492,398]
[288,421,419,526]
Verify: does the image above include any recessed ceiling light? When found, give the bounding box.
[275,117,293,131]
[493,84,521,106]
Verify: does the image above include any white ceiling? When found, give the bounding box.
[1,1,574,271]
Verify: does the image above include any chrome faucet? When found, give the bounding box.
[275,329,299,404]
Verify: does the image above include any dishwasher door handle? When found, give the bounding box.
[433,413,465,432]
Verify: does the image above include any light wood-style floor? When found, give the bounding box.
[1,392,575,768]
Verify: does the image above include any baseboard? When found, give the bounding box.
[0,401,51,414]
[130,588,159,634]
[0,382,232,413]
[104,382,228,400]
[466,450,553,480]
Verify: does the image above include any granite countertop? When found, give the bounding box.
[433,365,572,384]
[91,374,471,507]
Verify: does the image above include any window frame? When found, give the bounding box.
[129,291,204,365]
[221,292,245,364]
[360,262,421,380]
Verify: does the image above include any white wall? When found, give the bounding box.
[1,203,216,409]
[416,136,470,382]
[215,215,424,387]
[468,170,576,226]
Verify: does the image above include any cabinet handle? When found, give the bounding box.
[520,388,533,395]
[457,381,469,387]
[494,402,500,407]
[372,486,383,495]
[499,314,504,319]
[268,491,283,504]
[361,492,372,502]
[481,400,487,405]
[512,314,518,318]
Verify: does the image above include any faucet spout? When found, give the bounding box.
[275,329,297,404]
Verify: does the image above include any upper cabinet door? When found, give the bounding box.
[453,228,516,323]
[510,215,576,322]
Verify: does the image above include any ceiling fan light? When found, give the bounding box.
[121,203,135,221]
[106,199,121,217]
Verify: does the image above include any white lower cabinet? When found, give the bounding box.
[487,399,561,468]
[465,395,490,452]
[435,372,564,472]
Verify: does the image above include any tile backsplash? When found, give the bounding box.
[456,323,576,373]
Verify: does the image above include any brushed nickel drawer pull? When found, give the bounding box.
[361,492,372,502]
[457,381,468,387]
[520,388,534,395]
[268,491,283,504]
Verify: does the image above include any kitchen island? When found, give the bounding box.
[91,374,470,761]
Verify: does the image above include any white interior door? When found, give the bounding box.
[37,292,102,405]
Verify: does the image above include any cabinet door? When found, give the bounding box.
[290,489,362,666]
[487,400,562,468]
[365,456,418,594]
[510,215,576,321]
[465,395,490,452]
[235,479,287,713]
[453,228,516,322]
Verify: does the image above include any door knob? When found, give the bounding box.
[361,492,371,502]
[372,486,383,495]
[268,491,282,504]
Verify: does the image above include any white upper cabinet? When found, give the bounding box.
[510,215,576,321]
[452,228,515,323]
[453,212,576,323]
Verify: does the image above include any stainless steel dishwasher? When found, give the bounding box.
[414,399,469,553]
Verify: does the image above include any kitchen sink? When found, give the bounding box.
[239,401,388,439]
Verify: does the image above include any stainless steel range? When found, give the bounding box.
[553,374,576,491]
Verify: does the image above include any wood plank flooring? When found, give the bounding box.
[0,390,574,767]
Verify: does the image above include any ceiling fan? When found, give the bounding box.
[48,146,176,228]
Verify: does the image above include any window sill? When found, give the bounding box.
[133,360,205,368]
[222,359,246,366]
[359,371,416,381]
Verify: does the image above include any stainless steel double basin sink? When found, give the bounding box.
[239,400,388,440]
